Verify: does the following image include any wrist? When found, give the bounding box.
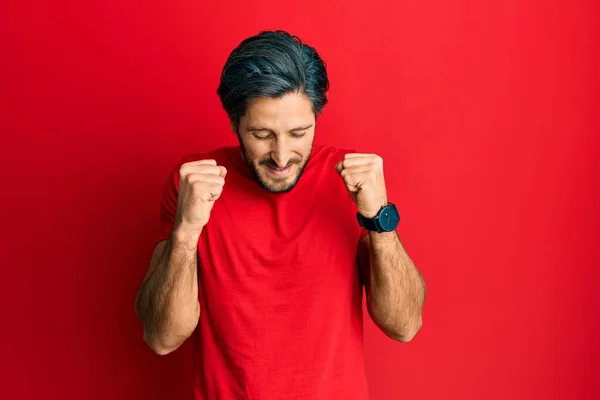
[359,200,388,219]
[368,230,398,245]
[172,223,202,248]
[357,202,400,233]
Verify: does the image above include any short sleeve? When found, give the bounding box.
[359,228,369,241]
[154,162,181,245]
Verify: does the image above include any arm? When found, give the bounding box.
[135,228,201,355]
[335,152,426,341]
[135,158,227,355]
[358,230,426,342]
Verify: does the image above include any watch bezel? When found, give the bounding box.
[377,203,400,232]
[357,203,400,233]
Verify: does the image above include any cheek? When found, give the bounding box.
[251,150,272,167]
[300,137,314,157]
[242,140,267,161]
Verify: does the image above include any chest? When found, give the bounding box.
[196,174,362,294]
[193,166,365,358]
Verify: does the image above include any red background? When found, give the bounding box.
[2,0,599,399]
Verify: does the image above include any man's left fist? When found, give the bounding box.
[335,153,388,218]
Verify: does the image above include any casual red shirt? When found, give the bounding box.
[157,144,369,399]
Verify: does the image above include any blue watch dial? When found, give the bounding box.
[378,205,400,231]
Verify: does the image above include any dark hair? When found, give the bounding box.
[217,30,330,129]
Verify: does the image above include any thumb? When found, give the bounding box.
[335,161,343,174]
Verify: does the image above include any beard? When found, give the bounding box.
[239,137,312,194]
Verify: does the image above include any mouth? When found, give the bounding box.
[266,165,292,176]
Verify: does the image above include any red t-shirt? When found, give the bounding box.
[157,144,370,399]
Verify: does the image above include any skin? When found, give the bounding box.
[335,154,426,341]
[235,91,316,193]
[135,91,425,355]
[135,160,226,354]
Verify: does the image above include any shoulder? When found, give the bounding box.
[309,144,356,165]
[165,146,237,186]
[175,146,234,167]
[302,144,358,189]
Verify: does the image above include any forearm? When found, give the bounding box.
[365,230,425,342]
[135,229,200,354]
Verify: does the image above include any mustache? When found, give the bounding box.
[259,158,302,169]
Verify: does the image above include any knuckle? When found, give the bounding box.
[204,165,220,175]
[178,165,187,179]
[188,173,202,184]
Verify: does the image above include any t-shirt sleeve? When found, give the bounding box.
[358,227,369,240]
[155,162,181,245]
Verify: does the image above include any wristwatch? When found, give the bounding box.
[356,203,400,233]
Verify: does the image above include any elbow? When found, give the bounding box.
[146,340,174,356]
[367,301,423,343]
[142,317,198,356]
[138,302,200,356]
[146,341,177,356]
[143,330,189,356]
[388,316,423,343]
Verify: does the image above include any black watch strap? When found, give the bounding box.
[356,212,379,232]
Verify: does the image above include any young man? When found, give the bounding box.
[135,30,426,399]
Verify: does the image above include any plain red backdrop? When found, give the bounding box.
[1,0,599,399]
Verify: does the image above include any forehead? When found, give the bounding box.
[242,92,315,128]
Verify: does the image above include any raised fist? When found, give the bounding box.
[174,159,227,235]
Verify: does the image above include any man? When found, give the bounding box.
[135,30,426,399]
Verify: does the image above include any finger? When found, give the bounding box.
[218,166,227,178]
[344,180,360,192]
[188,182,224,202]
[183,159,217,167]
[185,173,225,185]
[204,182,225,201]
[335,161,344,174]
[340,164,374,178]
[343,171,377,192]
[344,153,376,159]
[181,164,224,177]
[340,157,376,169]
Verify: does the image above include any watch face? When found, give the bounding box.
[379,206,400,231]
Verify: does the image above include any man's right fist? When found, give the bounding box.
[174,159,227,235]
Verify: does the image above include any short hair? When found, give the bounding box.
[217,30,330,129]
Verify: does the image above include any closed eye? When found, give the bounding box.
[254,132,274,140]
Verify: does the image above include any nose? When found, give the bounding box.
[271,137,290,168]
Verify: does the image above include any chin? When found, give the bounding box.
[258,176,297,193]
[257,169,300,193]
[263,184,295,194]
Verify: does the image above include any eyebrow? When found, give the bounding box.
[246,124,314,133]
